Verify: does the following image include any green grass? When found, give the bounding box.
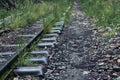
[0,9,10,19]
[8,2,53,29]
[0,0,73,30]
[79,0,120,38]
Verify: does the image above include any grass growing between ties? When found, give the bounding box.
[17,53,35,66]
[79,0,120,38]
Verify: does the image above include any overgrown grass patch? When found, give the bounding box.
[0,0,73,30]
[79,0,120,38]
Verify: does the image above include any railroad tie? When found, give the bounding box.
[45,33,59,37]
[18,34,35,37]
[54,21,64,26]
[30,50,49,55]
[52,27,63,31]
[0,52,16,56]
[37,42,55,48]
[41,37,57,42]
[14,66,47,77]
[28,57,48,65]
[50,30,61,34]
[1,44,26,47]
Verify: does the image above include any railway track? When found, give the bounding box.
[0,19,44,79]
[0,6,71,80]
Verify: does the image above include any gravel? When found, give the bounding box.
[45,1,120,80]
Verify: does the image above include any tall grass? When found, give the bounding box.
[79,0,120,37]
[8,2,50,29]
[0,0,72,30]
[0,9,10,19]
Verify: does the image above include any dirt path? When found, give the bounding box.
[46,1,120,80]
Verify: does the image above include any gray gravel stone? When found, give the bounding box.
[46,1,120,80]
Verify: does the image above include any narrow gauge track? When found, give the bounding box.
[0,19,44,79]
[0,6,71,80]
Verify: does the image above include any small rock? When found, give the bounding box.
[105,50,113,55]
[113,65,120,72]
[46,69,53,74]
[58,66,66,70]
[98,58,109,62]
[98,62,105,66]
[72,44,78,48]
[13,77,18,80]
[55,73,60,76]
[103,75,111,80]
[105,54,111,58]
[97,69,104,73]
[115,32,120,37]
[109,38,114,43]
[111,73,118,77]
[113,57,118,60]
[117,59,120,63]
[83,71,90,75]
[110,44,116,49]
[113,49,120,54]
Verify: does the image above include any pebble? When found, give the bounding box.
[46,69,53,74]
[58,66,66,70]
[117,59,120,63]
[83,71,90,75]
[13,78,18,80]
[113,65,120,72]
[98,62,105,66]
[55,73,59,76]
[113,49,120,54]
[105,49,113,55]
[111,73,118,77]
[105,54,111,58]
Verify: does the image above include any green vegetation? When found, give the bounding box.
[0,9,10,19]
[18,53,34,66]
[79,0,120,38]
[0,0,73,30]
